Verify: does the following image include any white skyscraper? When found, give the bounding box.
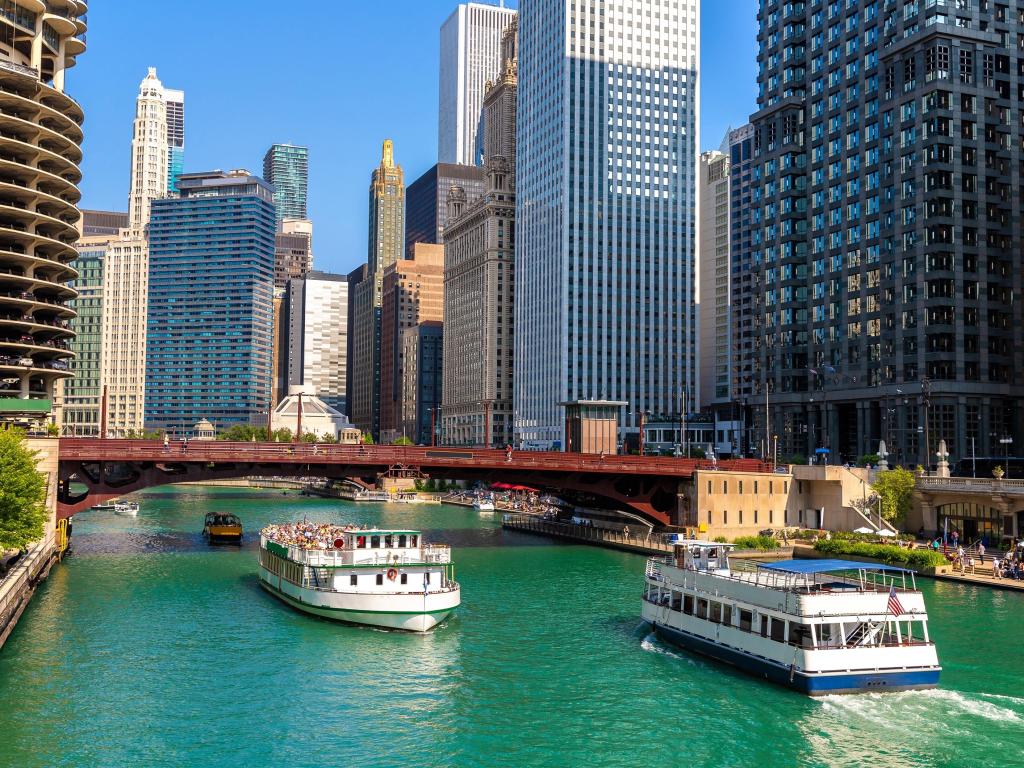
[100,68,174,435]
[127,68,168,230]
[438,2,516,166]
[514,0,700,449]
[286,272,349,413]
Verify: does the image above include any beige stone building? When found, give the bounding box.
[441,17,517,447]
[379,244,444,444]
[697,150,731,409]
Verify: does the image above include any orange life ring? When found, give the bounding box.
[386,568,398,581]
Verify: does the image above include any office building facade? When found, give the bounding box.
[145,171,276,434]
[442,16,518,447]
[165,87,185,195]
[63,236,106,435]
[350,141,405,438]
[752,0,1024,466]
[286,271,348,412]
[405,162,486,259]
[698,150,731,409]
[439,2,516,165]
[263,143,309,223]
[515,0,700,449]
[0,3,87,423]
[400,321,444,445]
[274,218,313,288]
[379,244,445,443]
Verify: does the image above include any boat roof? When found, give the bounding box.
[674,540,736,549]
[757,559,910,575]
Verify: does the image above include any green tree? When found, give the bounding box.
[393,436,413,446]
[0,429,47,551]
[872,467,916,523]
[219,424,259,442]
[362,433,374,445]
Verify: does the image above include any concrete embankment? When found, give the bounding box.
[0,534,58,651]
[502,514,789,560]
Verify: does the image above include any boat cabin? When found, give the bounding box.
[672,540,734,573]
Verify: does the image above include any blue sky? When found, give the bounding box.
[74,1,758,276]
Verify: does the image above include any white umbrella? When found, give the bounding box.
[853,526,874,534]
[876,529,896,537]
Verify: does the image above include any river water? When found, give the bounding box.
[0,486,1021,767]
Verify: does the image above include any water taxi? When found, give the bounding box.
[203,512,243,544]
[642,542,941,695]
[115,501,139,516]
[258,522,460,631]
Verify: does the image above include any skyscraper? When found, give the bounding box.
[379,244,445,444]
[274,218,313,288]
[442,16,518,447]
[438,2,516,165]
[263,143,309,223]
[514,0,700,449]
[405,163,486,259]
[698,150,731,410]
[145,171,276,434]
[350,140,405,438]
[164,87,185,194]
[286,271,349,413]
[752,0,1024,466]
[400,321,444,446]
[99,68,173,436]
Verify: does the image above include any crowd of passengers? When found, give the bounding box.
[261,522,421,551]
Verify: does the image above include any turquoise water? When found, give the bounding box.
[1,485,1022,767]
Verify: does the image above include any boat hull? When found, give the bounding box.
[650,621,940,695]
[258,571,459,632]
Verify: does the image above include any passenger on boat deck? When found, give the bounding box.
[261,521,356,549]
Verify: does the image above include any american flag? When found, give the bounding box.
[887,586,905,616]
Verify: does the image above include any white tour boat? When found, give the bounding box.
[258,523,460,632]
[473,495,496,512]
[115,501,139,516]
[642,541,941,695]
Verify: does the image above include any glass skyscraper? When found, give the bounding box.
[514,0,700,449]
[164,88,185,194]
[145,171,276,434]
[263,143,309,223]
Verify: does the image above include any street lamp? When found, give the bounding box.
[1000,436,1013,479]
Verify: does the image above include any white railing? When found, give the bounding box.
[917,476,1024,494]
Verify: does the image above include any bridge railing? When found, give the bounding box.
[917,476,1024,495]
[57,439,773,477]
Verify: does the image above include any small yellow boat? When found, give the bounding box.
[203,512,243,544]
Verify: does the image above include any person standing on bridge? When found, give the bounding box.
[505,444,513,463]
[182,436,188,453]
[163,433,169,452]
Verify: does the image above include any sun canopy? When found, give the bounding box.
[852,526,875,534]
[757,559,910,575]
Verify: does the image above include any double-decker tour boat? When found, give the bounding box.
[258,522,460,632]
[642,542,941,695]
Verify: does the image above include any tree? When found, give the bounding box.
[0,429,48,551]
[872,467,916,523]
[219,424,259,442]
[362,433,374,445]
[393,436,413,446]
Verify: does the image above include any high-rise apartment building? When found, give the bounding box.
[405,163,486,259]
[698,150,731,409]
[350,140,405,438]
[752,0,1023,466]
[442,16,518,447]
[145,171,276,434]
[286,271,349,413]
[263,143,309,223]
[400,321,444,445]
[274,218,313,288]
[165,88,185,194]
[438,2,517,165]
[515,0,700,449]
[0,3,87,424]
[379,244,445,444]
[64,234,108,435]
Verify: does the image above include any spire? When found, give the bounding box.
[381,139,394,169]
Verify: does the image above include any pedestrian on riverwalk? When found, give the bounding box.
[978,542,986,564]
[182,436,188,453]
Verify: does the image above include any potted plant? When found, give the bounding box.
[993,465,1005,480]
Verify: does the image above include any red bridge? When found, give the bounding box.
[56,439,771,526]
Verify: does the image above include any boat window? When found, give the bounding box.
[425,572,431,584]
[789,623,813,648]
[410,535,418,547]
[739,609,753,632]
[709,602,722,623]
[376,574,383,585]
[819,623,837,647]
[670,591,682,611]
[770,618,786,643]
[350,574,357,586]
[696,598,708,620]
[398,534,407,547]
[356,536,366,549]
[760,616,769,637]
[401,573,408,585]
[384,534,394,548]
[371,536,380,548]
[722,604,733,626]
[683,595,694,615]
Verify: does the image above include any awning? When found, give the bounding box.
[757,559,910,574]
[490,483,538,492]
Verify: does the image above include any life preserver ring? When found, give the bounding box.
[386,568,398,581]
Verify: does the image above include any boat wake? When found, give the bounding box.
[639,632,695,665]
[817,687,1022,724]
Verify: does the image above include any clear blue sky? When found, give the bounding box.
[75,1,758,276]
